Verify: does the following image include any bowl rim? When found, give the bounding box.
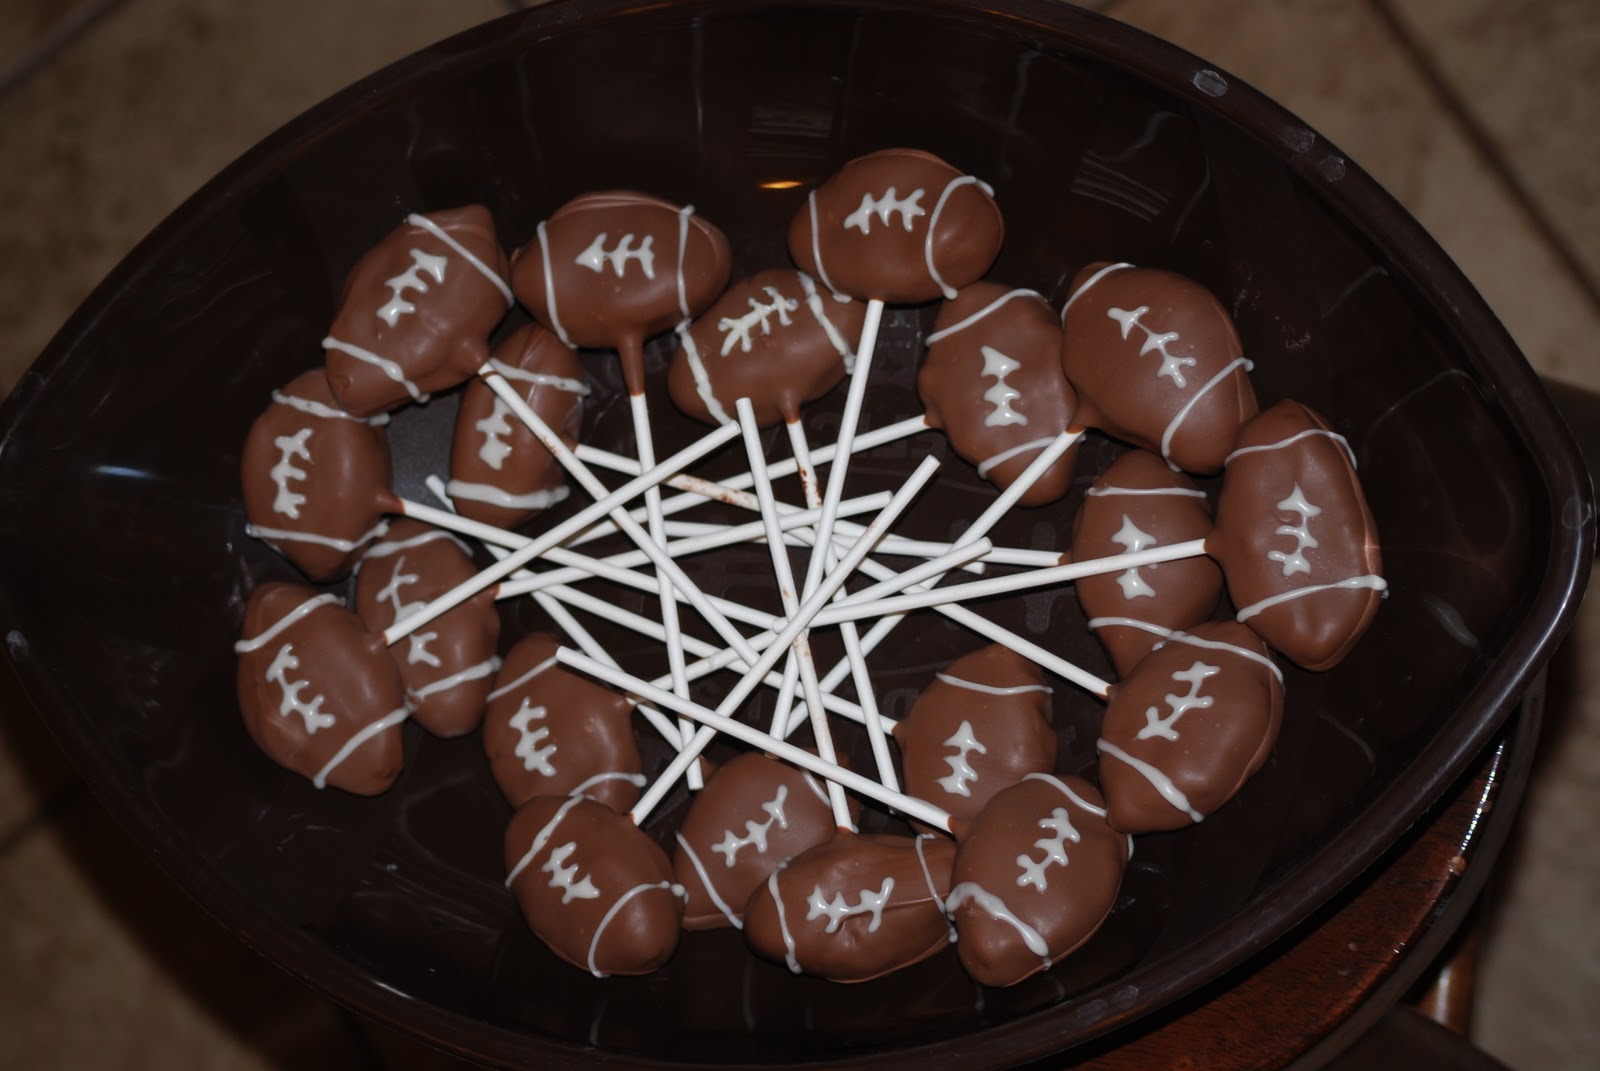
[1,0,1593,1067]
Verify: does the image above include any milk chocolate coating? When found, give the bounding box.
[1071,450,1223,677]
[510,191,732,393]
[893,645,1057,827]
[448,322,587,531]
[919,283,1080,505]
[673,752,842,931]
[787,148,1003,305]
[667,268,863,428]
[1210,400,1384,670]
[235,582,407,795]
[324,205,512,417]
[482,633,643,814]
[504,795,685,977]
[744,832,957,983]
[240,369,394,582]
[352,519,500,738]
[946,774,1127,987]
[1061,262,1257,474]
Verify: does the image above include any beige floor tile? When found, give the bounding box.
[0,796,366,1070]
[0,0,115,89]
[1107,0,1600,395]
[0,0,509,391]
[1388,0,1600,290]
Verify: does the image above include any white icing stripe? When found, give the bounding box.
[487,358,590,396]
[322,337,429,404]
[935,673,1053,697]
[945,883,1051,960]
[799,771,829,806]
[1161,630,1283,683]
[1085,484,1208,499]
[404,212,514,307]
[569,771,647,800]
[247,519,390,554]
[1224,427,1360,471]
[1160,356,1252,462]
[442,480,570,512]
[807,191,838,296]
[675,205,693,322]
[769,867,801,973]
[313,705,409,789]
[362,528,473,561]
[675,833,743,930]
[234,593,344,652]
[1095,740,1204,823]
[588,882,681,977]
[1062,262,1133,317]
[914,833,957,941]
[677,325,731,426]
[977,436,1057,479]
[1234,575,1388,622]
[408,656,502,702]
[1023,770,1109,819]
[797,271,856,374]
[1086,616,1175,640]
[506,793,585,887]
[924,288,1044,345]
[536,221,573,347]
[925,175,992,300]
[271,389,389,425]
[486,652,562,701]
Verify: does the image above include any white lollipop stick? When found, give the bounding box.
[654,518,1050,570]
[737,399,853,830]
[784,416,898,790]
[382,419,739,644]
[628,455,940,824]
[559,648,954,834]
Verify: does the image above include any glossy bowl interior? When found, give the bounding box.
[0,1,1591,1068]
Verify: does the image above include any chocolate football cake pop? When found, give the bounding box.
[510,191,732,394]
[323,205,513,417]
[787,148,1004,304]
[919,283,1081,506]
[945,774,1128,987]
[482,633,645,814]
[447,322,589,531]
[503,794,686,977]
[743,832,956,983]
[667,268,865,428]
[672,752,843,931]
[235,582,409,795]
[893,644,1057,828]
[1096,622,1284,833]
[1071,449,1224,677]
[1061,262,1258,474]
[1210,400,1385,670]
[240,369,394,582]
[352,519,500,738]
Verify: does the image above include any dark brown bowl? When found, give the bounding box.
[0,1,1591,1067]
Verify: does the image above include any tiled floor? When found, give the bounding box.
[0,1,1595,1068]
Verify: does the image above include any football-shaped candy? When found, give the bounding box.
[946,774,1127,987]
[893,644,1057,828]
[667,268,864,428]
[744,831,956,983]
[323,205,513,417]
[352,520,500,738]
[240,369,395,582]
[1061,262,1257,474]
[788,148,1003,304]
[482,633,644,813]
[447,322,588,531]
[1096,621,1284,833]
[1071,449,1223,677]
[504,795,685,976]
[235,582,408,795]
[510,191,732,392]
[919,283,1080,505]
[1210,400,1385,670]
[673,752,842,931]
